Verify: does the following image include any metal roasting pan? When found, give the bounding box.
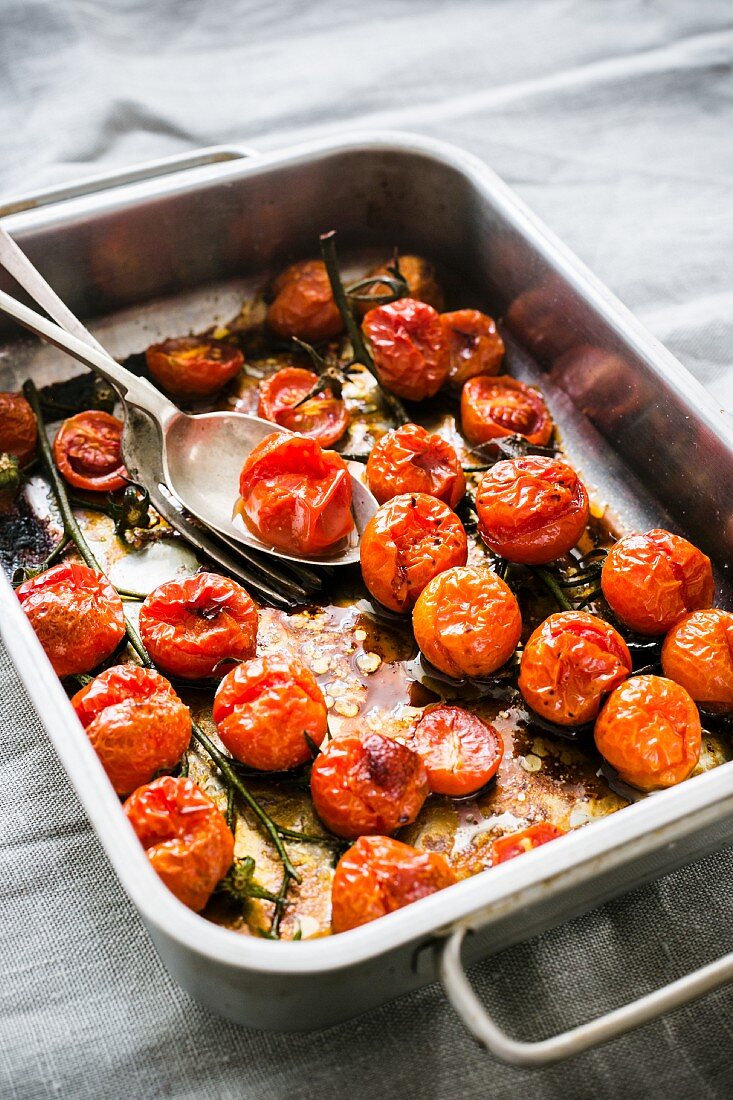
[2,134,733,1065]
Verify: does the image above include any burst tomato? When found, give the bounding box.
[17,562,125,678]
[491,823,566,864]
[355,255,445,316]
[310,731,429,839]
[460,375,553,448]
[124,775,234,912]
[519,611,632,727]
[412,565,522,679]
[360,493,468,613]
[266,259,343,342]
[476,455,589,565]
[257,366,348,446]
[365,423,465,508]
[138,572,258,681]
[52,410,127,492]
[331,835,456,932]
[146,336,244,399]
[238,432,354,556]
[601,529,714,636]
[0,391,36,465]
[212,655,328,771]
[661,609,733,713]
[410,704,504,797]
[362,299,450,401]
[442,309,505,389]
[72,664,191,795]
[594,674,701,791]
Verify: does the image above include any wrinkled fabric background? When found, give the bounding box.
[1,2,732,1097]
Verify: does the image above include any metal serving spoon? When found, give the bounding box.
[0,288,377,567]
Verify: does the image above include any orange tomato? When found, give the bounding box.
[0,391,36,465]
[661,609,733,713]
[146,336,244,399]
[412,565,522,679]
[360,493,468,613]
[257,366,348,447]
[461,375,553,449]
[519,611,632,727]
[331,835,456,933]
[594,674,701,791]
[266,259,343,342]
[213,655,328,771]
[442,309,505,389]
[410,704,504,797]
[72,664,191,795]
[310,732,429,839]
[16,562,125,678]
[138,572,258,681]
[601,529,714,635]
[355,255,444,316]
[476,455,589,565]
[124,775,234,912]
[491,823,566,864]
[362,299,450,401]
[365,423,465,509]
[53,410,127,492]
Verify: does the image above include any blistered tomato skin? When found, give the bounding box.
[461,375,553,448]
[139,572,258,681]
[412,565,522,679]
[519,611,632,727]
[601,529,714,635]
[16,563,125,678]
[145,336,244,399]
[362,299,450,401]
[594,675,702,791]
[266,259,343,342]
[365,423,465,509]
[356,255,445,316]
[0,392,37,465]
[476,455,589,565]
[53,410,127,492]
[257,367,348,447]
[360,493,468,613]
[410,704,504,797]
[310,732,429,839]
[124,775,234,912]
[331,835,457,933]
[72,665,191,795]
[212,656,328,772]
[661,609,733,713]
[491,823,566,864]
[443,309,505,389]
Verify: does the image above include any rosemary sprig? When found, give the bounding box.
[531,567,575,612]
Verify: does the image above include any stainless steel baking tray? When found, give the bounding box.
[2,134,733,1064]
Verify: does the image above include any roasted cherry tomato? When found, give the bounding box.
[266,259,343,342]
[490,822,566,864]
[594,674,701,791]
[412,565,522,679]
[410,704,504,797]
[661,609,733,713]
[442,309,505,389]
[124,775,234,912]
[519,611,632,727]
[16,562,125,678]
[601,529,714,636]
[0,391,36,465]
[72,664,191,795]
[138,572,258,681]
[257,366,348,446]
[146,336,244,399]
[460,375,552,448]
[354,254,445,317]
[238,432,354,556]
[360,493,468,613]
[331,835,456,933]
[212,655,328,771]
[310,731,429,839]
[362,299,450,401]
[476,455,589,565]
[52,410,127,492]
[365,423,465,508]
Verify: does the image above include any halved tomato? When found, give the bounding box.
[258,367,348,446]
[53,410,127,492]
[146,336,244,399]
[491,823,566,864]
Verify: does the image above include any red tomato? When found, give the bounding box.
[331,835,456,933]
[594,675,701,791]
[310,732,429,839]
[52,410,127,492]
[362,299,450,401]
[412,565,522,679]
[442,309,505,389]
[238,432,354,556]
[461,375,553,448]
[365,423,465,508]
[212,655,328,771]
[476,455,589,565]
[72,664,191,795]
[266,259,343,342]
[601,529,714,636]
[410,704,504,797]
[257,367,348,446]
[360,493,468,613]
[146,336,244,399]
[519,611,632,727]
[0,391,36,466]
[124,775,234,912]
[16,562,125,678]
[491,823,566,864]
[355,255,445,317]
[138,572,258,681]
[661,609,733,713]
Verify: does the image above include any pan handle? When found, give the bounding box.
[438,924,733,1066]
